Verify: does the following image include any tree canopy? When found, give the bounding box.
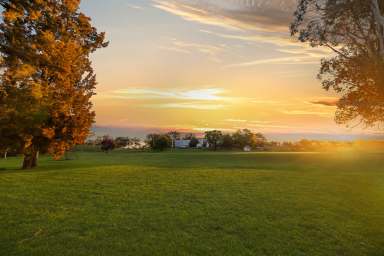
[146,134,172,151]
[291,0,384,128]
[0,0,107,168]
[205,130,223,151]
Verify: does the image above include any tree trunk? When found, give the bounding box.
[22,147,38,169]
[4,151,7,159]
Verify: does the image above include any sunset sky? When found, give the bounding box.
[80,0,382,140]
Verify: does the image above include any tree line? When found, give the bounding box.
[147,129,267,151]
[82,129,267,152]
[84,136,142,152]
[76,132,384,153]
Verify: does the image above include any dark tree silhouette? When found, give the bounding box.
[101,137,115,153]
[205,130,223,151]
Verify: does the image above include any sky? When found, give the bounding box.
[79,0,383,140]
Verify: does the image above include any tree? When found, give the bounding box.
[168,131,180,149]
[253,133,267,149]
[101,136,115,153]
[291,0,384,128]
[232,129,254,149]
[146,134,172,151]
[221,134,234,149]
[0,0,108,169]
[189,137,199,148]
[183,133,195,140]
[204,130,222,151]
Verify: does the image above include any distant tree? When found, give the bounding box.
[101,136,115,153]
[168,131,180,149]
[0,0,108,169]
[291,0,384,128]
[189,137,199,148]
[296,140,322,152]
[265,141,280,151]
[205,130,223,151]
[183,133,195,140]
[232,129,254,149]
[281,142,295,151]
[221,134,234,149]
[253,133,267,149]
[114,137,131,148]
[232,129,267,150]
[147,134,172,151]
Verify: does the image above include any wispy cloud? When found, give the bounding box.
[225,56,319,68]
[126,3,144,10]
[236,124,297,129]
[250,120,274,124]
[225,119,248,123]
[153,0,241,31]
[200,29,296,47]
[153,1,330,67]
[282,110,334,117]
[99,87,233,110]
[152,0,296,32]
[309,98,339,107]
[225,119,274,124]
[159,38,226,62]
[145,102,225,110]
[277,48,331,58]
[197,29,330,68]
[200,29,330,57]
[108,88,228,101]
[193,127,235,132]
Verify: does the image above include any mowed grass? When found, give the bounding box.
[0,151,383,256]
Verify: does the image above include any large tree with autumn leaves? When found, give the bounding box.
[0,0,107,169]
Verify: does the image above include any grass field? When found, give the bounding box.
[0,151,383,256]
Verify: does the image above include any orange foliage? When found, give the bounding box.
[0,0,108,168]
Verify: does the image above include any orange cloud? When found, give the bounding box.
[310,98,339,107]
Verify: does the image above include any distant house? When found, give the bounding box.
[175,139,208,149]
[123,141,146,150]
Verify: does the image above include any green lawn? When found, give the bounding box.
[0,151,383,256]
